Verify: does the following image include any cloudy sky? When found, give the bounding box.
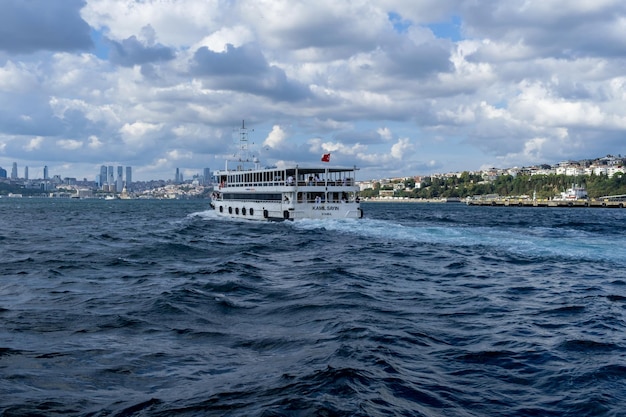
[1,0,625,181]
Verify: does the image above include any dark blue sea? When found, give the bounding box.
[1,199,625,417]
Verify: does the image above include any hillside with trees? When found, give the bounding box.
[361,172,626,200]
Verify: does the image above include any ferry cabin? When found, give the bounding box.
[212,166,362,220]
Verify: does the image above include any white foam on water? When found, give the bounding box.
[291,217,626,265]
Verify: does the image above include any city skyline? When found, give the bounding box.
[0,161,211,185]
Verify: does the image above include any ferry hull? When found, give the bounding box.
[212,201,362,221]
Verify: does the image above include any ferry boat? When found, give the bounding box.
[210,122,363,221]
[555,184,588,201]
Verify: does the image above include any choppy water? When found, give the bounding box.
[1,199,625,416]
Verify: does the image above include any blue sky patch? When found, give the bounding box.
[428,16,463,41]
[90,28,110,59]
[388,12,411,34]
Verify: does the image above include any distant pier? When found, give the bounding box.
[466,199,625,208]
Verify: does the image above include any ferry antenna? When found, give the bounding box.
[233,119,256,168]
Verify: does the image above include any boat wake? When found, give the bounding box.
[190,209,220,220]
[190,208,625,266]
[292,217,626,266]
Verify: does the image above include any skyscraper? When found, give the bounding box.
[108,166,114,189]
[175,168,180,184]
[116,166,123,192]
[125,166,132,190]
[203,167,211,185]
[99,165,107,188]
[43,165,49,180]
[24,166,28,180]
[11,162,17,179]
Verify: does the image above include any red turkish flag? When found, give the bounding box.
[321,153,331,162]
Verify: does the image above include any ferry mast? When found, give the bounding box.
[228,120,259,171]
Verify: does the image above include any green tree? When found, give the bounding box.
[360,188,379,198]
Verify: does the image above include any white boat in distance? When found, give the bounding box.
[555,184,589,201]
[210,121,363,221]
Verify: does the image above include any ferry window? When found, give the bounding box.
[222,193,282,201]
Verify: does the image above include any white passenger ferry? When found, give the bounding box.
[555,184,588,201]
[210,122,363,221]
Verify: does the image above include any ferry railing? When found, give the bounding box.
[227,179,356,188]
[293,179,354,187]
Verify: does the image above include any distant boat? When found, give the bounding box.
[555,184,588,201]
[210,121,363,221]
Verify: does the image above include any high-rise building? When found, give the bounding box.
[108,166,114,188]
[125,166,132,190]
[24,166,28,180]
[99,165,107,188]
[11,162,17,179]
[0,167,6,178]
[203,167,211,185]
[116,166,123,192]
[175,168,181,183]
[43,165,49,180]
